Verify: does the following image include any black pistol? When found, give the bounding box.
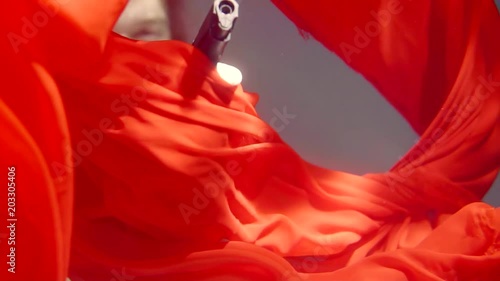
[193,0,239,65]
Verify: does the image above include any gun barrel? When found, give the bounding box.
[193,0,239,64]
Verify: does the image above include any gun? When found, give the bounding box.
[193,0,239,65]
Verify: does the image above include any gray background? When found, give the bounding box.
[180,1,499,205]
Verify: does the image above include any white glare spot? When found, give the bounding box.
[216,62,243,86]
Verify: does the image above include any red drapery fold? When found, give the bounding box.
[0,1,125,280]
[0,0,498,280]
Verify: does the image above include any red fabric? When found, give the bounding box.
[0,0,499,281]
[271,0,500,200]
[0,1,125,280]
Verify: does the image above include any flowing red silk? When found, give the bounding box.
[0,0,499,281]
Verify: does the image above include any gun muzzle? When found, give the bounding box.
[193,0,239,65]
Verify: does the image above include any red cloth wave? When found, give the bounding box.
[0,0,499,280]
